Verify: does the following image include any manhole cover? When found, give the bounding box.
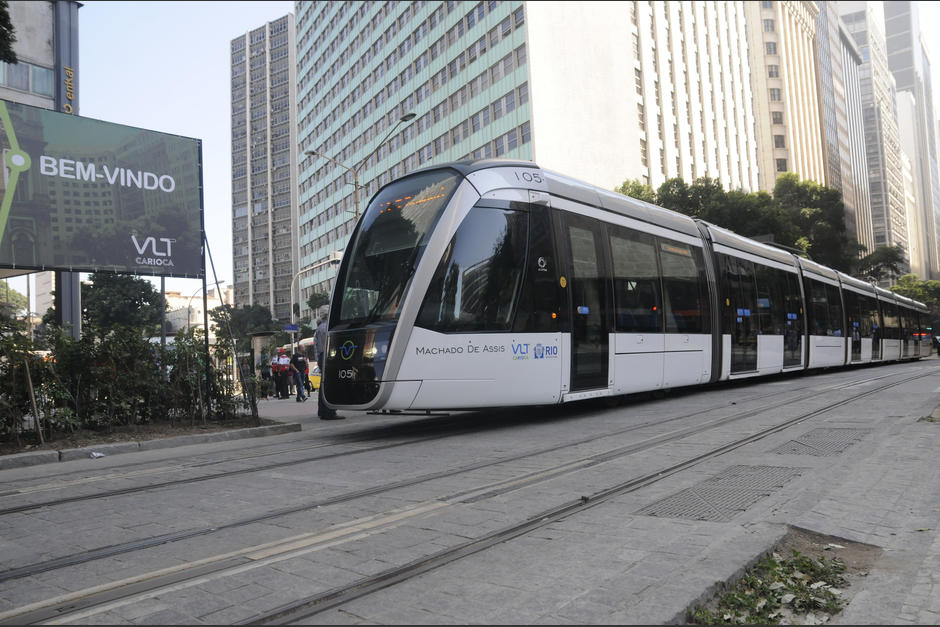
[637,465,804,521]
[771,428,870,456]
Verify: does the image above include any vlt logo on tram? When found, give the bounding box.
[339,340,358,360]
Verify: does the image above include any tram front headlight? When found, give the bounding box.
[364,339,389,360]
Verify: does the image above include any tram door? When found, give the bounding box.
[563,216,609,391]
[721,255,758,373]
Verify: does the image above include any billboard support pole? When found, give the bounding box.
[202,272,210,417]
[160,277,166,378]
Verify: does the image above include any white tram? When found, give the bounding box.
[321,160,928,412]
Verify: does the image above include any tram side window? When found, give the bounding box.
[805,279,831,336]
[900,307,914,341]
[826,283,844,336]
[658,239,708,333]
[718,254,758,336]
[416,206,528,332]
[782,270,803,331]
[609,227,662,333]
[755,266,788,335]
[857,294,877,337]
[844,290,860,337]
[881,302,899,339]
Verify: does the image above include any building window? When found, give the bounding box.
[769,87,781,101]
[767,64,779,78]
[776,158,787,172]
[762,0,773,7]
[763,19,775,32]
[774,134,785,148]
[766,42,777,55]
[772,111,784,124]
[4,63,28,91]
[31,66,54,96]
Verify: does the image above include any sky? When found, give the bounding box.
[8,0,940,310]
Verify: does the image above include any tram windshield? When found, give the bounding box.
[335,169,461,327]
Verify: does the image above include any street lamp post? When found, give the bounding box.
[186,282,227,332]
[290,250,343,351]
[305,112,416,220]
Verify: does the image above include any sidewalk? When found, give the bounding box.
[0,396,324,471]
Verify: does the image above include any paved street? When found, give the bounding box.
[1,358,939,624]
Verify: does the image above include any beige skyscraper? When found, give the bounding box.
[838,1,909,276]
[884,0,940,280]
[815,1,873,258]
[745,0,826,193]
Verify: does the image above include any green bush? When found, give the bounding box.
[0,321,258,447]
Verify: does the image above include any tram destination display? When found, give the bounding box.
[0,99,204,278]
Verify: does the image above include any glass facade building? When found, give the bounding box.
[295,1,532,317]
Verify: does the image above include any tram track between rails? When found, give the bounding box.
[0,366,932,625]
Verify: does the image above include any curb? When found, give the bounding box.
[0,423,302,470]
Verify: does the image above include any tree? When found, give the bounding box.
[305,291,330,319]
[890,274,940,307]
[0,1,17,64]
[81,272,165,334]
[772,173,857,271]
[0,280,27,318]
[654,178,691,213]
[616,172,860,271]
[854,245,906,283]
[209,303,277,350]
[614,179,656,204]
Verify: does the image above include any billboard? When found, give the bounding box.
[0,99,204,278]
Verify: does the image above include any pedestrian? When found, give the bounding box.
[290,348,309,402]
[276,348,291,399]
[269,352,280,397]
[258,352,271,400]
[314,315,341,419]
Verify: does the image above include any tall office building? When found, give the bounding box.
[883,0,940,279]
[294,1,759,318]
[230,14,298,321]
[838,1,909,277]
[814,1,872,256]
[745,0,825,192]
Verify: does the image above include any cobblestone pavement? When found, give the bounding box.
[0,359,938,624]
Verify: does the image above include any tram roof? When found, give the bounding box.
[429,159,703,238]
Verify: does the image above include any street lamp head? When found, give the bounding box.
[400,112,416,122]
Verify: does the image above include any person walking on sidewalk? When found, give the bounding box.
[275,348,291,399]
[314,315,341,420]
[290,349,309,403]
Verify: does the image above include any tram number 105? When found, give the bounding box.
[514,170,543,184]
[338,369,356,380]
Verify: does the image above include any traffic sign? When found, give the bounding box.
[284,324,299,332]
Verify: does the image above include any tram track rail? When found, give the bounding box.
[0,366,905,517]
[0,365,932,625]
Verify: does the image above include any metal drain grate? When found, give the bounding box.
[771,428,870,457]
[636,465,804,522]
